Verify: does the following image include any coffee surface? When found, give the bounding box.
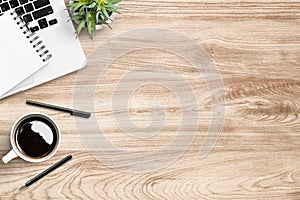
[16,117,57,158]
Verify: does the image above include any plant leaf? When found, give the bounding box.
[77,19,86,35]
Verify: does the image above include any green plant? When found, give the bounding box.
[69,0,122,38]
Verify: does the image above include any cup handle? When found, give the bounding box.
[2,149,18,164]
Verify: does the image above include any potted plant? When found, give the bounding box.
[68,0,123,39]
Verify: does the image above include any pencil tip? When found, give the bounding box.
[19,185,26,191]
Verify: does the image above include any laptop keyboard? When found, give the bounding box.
[0,0,57,32]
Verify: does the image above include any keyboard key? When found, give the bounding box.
[9,0,19,8]
[32,5,52,20]
[0,2,10,12]
[30,25,39,32]
[48,18,57,26]
[38,17,47,29]
[15,6,25,15]
[19,0,28,5]
[24,3,33,12]
[22,13,32,23]
[33,0,49,9]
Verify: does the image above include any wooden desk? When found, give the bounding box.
[1,0,300,199]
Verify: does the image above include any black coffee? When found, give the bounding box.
[16,116,58,158]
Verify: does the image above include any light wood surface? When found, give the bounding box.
[1,0,300,199]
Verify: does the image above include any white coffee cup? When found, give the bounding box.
[2,113,60,164]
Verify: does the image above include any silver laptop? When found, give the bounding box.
[0,0,87,98]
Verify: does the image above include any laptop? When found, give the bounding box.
[0,0,87,98]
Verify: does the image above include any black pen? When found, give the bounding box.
[26,100,91,119]
[19,155,72,190]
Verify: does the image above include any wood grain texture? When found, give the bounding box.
[1,0,300,199]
